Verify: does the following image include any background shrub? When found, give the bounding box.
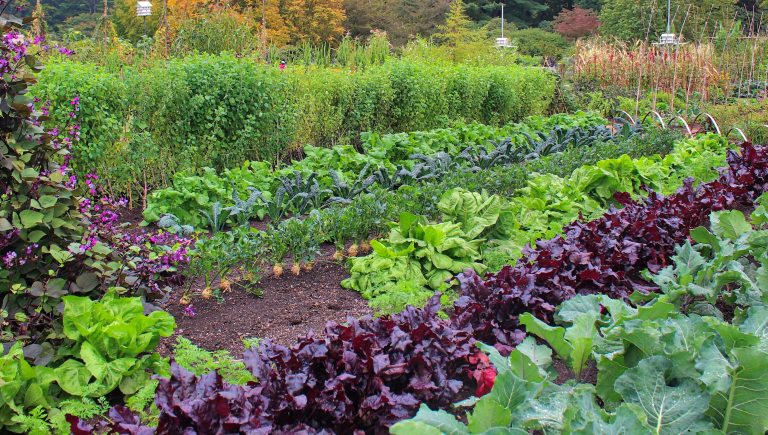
[509,28,570,59]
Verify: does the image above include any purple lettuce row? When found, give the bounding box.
[451,142,768,354]
[154,297,482,434]
[70,142,768,434]
[67,406,153,435]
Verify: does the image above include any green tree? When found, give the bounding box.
[600,0,737,41]
[343,0,451,45]
[114,0,161,42]
[435,0,477,46]
[464,0,549,26]
[42,0,101,33]
[575,0,602,10]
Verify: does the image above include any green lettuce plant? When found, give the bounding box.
[55,290,175,397]
[0,290,175,433]
[343,212,486,295]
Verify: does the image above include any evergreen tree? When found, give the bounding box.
[435,0,476,46]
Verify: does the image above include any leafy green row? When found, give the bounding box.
[392,203,768,434]
[361,111,607,164]
[343,134,732,314]
[142,113,610,229]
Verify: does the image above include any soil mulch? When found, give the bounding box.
[159,260,373,357]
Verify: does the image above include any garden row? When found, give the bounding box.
[165,119,683,310]
[64,141,768,434]
[343,133,732,313]
[161,128,722,313]
[142,112,609,228]
[32,56,555,200]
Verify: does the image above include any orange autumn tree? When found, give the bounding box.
[166,0,210,31]
[256,0,293,47]
[284,0,346,45]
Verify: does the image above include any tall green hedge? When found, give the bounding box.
[33,55,555,199]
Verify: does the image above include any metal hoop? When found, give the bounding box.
[641,111,667,129]
[692,113,721,135]
[615,110,636,125]
[667,116,693,137]
[724,127,749,143]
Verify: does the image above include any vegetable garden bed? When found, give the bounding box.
[4,19,768,432]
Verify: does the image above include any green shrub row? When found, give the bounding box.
[32,55,556,200]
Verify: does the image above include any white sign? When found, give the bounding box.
[659,33,678,45]
[136,1,152,16]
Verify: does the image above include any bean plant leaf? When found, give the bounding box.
[615,356,712,434]
[19,210,44,228]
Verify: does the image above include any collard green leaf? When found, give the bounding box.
[390,404,468,435]
[710,210,752,240]
[562,384,652,435]
[483,370,540,414]
[615,356,712,434]
[739,306,768,350]
[389,421,452,435]
[477,342,510,374]
[508,337,552,382]
[467,399,513,432]
[519,313,571,362]
[516,382,570,431]
[691,226,720,250]
[521,311,596,376]
[563,315,598,377]
[707,347,768,434]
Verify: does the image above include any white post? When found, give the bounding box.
[501,4,504,38]
[667,0,672,34]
